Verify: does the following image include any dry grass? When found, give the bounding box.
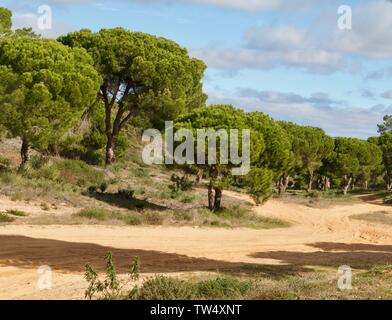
[350,211,392,225]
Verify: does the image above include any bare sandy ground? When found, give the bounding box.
[2,191,392,299]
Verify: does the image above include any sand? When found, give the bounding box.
[1,191,392,299]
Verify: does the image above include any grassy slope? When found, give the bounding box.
[0,136,287,229]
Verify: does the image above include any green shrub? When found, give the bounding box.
[124,214,143,226]
[216,206,250,219]
[77,208,109,221]
[246,168,274,205]
[169,174,193,193]
[0,156,11,173]
[85,252,140,300]
[138,276,195,300]
[30,155,49,170]
[195,277,253,299]
[56,159,105,188]
[0,213,15,223]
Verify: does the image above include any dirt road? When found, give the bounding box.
[2,192,392,299]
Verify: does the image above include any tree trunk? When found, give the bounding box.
[364,181,368,190]
[213,187,222,211]
[322,176,331,191]
[208,183,214,210]
[105,136,116,165]
[19,137,29,171]
[278,173,289,194]
[307,171,314,193]
[387,174,392,191]
[343,175,352,195]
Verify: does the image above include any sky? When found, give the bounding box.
[2,0,392,138]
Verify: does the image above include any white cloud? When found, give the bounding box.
[190,1,392,74]
[328,1,392,59]
[382,90,392,100]
[189,0,280,10]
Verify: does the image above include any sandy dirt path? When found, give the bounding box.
[2,192,392,299]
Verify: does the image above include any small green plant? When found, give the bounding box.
[169,174,193,193]
[195,277,253,299]
[85,252,140,300]
[0,213,15,223]
[30,155,49,170]
[0,157,11,173]
[78,208,109,221]
[138,276,195,300]
[124,214,143,226]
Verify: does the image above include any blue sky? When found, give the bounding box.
[3,0,392,138]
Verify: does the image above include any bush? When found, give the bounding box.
[195,277,253,299]
[246,168,274,204]
[30,155,49,170]
[0,157,11,173]
[169,174,193,193]
[124,214,143,226]
[85,252,140,300]
[215,206,250,219]
[57,159,105,188]
[77,208,109,221]
[138,276,195,300]
[0,213,15,223]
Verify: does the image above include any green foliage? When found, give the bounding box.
[59,28,207,164]
[378,115,392,135]
[84,253,253,300]
[279,121,334,189]
[85,252,140,300]
[78,208,109,221]
[0,156,11,173]
[247,113,293,174]
[138,276,195,300]
[195,277,252,299]
[324,137,382,190]
[56,159,105,187]
[0,212,14,222]
[375,133,392,187]
[246,168,274,204]
[0,37,101,163]
[0,7,12,34]
[174,105,266,209]
[169,174,193,193]
[57,101,129,165]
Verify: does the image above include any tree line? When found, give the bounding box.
[0,7,391,211]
